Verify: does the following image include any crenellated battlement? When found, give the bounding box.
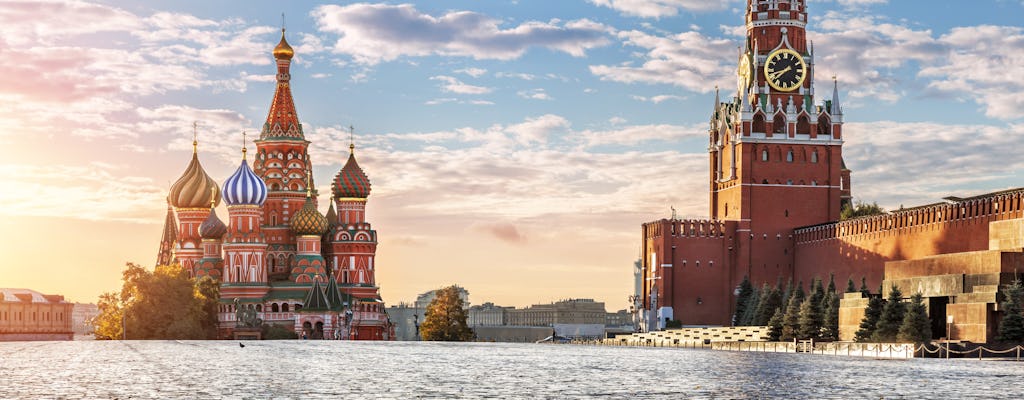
[795,187,1024,243]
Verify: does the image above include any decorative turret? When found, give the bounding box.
[261,27,302,140]
[223,146,268,207]
[221,139,270,293]
[196,198,226,280]
[290,176,328,283]
[333,145,372,200]
[156,197,177,267]
[831,76,843,116]
[302,279,330,311]
[272,28,294,60]
[170,128,218,275]
[325,197,338,227]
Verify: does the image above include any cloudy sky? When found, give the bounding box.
[1,0,1022,309]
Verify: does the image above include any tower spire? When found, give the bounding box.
[242,131,248,161]
[349,125,355,154]
[831,75,843,115]
[192,121,198,154]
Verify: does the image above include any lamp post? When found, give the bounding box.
[627,294,641,333]
[946,314,954,359]
[413,313,420,340]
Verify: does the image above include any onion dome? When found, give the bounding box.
[199,206,227,239]
[332,145,371,199]
[222,151,268,206]
[291,195,328,236]
[273,29,294,60]
[169,145,220,209]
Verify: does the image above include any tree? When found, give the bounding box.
[797,296,823,340]
[855,296,884,342]
[898,293,932,343]
[825,273,836,297]
[997,279,1024,342]
[94,263,220,340]
[859,277,870,297]
[841,200,886,220]
[872,284,906,342]
[767,308,784,341]
[733,276,755,326]
[781,298,802,341]
[419,285,474,341]
[740,286,761,326]
[753,283,783,326]
[821,291,840,341]
[846,277,857,293]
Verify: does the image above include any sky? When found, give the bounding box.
[1,0,1023,310]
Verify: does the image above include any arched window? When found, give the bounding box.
[762,149,769,161]
[295,304,303,311]
[818,115,831,136]
[271,213,277,226]
[811,151,818,163]
[796,115,810,135]
[752,113,766,133]
[256,304,262,312]
[272,303,280,312]
[786,150,794,162]
[773,114,786,134]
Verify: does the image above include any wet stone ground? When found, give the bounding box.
[1,340,1022,399]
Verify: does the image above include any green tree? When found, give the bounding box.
[797,296,823,340]
[753,283,783,326]
[419,285,474,341]
[898,293,932,343]
[872,284,906,342]
[94,263,220,340]
[825,273,836,297]
[767,308,784,341]
[740,286,761,326]
[821,291,840,341]
[841,200,886,220]
[781,298,801,341]
[860,277,870,297]
[855,296,884,342]
[997,279,1024,342]
[846,277,857,293]
[733,276,755,326]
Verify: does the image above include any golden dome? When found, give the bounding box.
[273,29,294,60]
[169,151,221,209]
[290,196,328,236]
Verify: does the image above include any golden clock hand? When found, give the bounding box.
[768,66,791,80]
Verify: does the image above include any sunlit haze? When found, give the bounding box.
[1,0,1022,309]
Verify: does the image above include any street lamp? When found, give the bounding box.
[946,314,954,359]
[413,314,420,340]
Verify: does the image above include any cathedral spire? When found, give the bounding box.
[831,76,843,115]
[262,26,302,140]
[156,196,177,267]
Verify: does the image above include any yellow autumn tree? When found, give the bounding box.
[419,285,474,341]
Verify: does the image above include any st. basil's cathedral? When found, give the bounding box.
[155,29,393,340]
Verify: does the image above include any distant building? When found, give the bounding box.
[0,289,73,341]
[605,309,632,328]
[388,286,471,341]
[506,299,606,326]
[468,302,510,327]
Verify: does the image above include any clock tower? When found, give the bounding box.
[710,0,851,285]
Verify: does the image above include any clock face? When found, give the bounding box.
[737,54,752,92]
[764,49,807,92]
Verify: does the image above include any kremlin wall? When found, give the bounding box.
[638,0,1021,343]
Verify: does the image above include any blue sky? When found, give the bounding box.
[0,0,1022,308]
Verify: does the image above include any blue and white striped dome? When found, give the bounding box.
[222,159,267,206]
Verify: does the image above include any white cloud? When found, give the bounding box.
[312,3,611,65]
[430,75,492,94]
[632,94,684,103]
[517,88,552,100]
[455,67,487,78]
[589,30,737,93]
[496,72,537,81]
[588,0,732,18]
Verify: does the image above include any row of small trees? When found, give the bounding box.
[734,274,858,341]
[854,285,930,343]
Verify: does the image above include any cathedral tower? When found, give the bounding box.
[167,136,220,276]
[253,28,316,280]
[327,143,377,287]
[221,144,270,299]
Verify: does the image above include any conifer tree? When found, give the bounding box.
[781,298,802,341]
[855,296,884,342]
[872,284,906,342]
[797,296,823,340]
[733,276,754,326]
[860,277,870,297]
[898,292,932,343]
[997,279,1024,342]
[826,273,836,296]
[781,278,794,309]
[767,307,784,341]
[740,286,761,326]
[846,277,857,293]
[810,278,825,313]
[821,291,840,341]
[754,283,783,326]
